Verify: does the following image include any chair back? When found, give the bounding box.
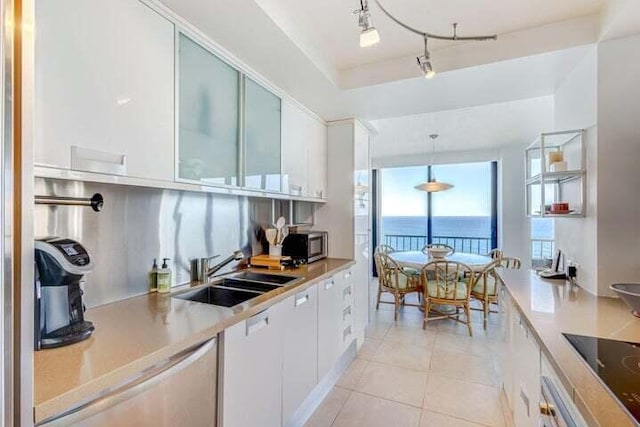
[374,244,395,255]
[420,260,474,302]
[375,252,418,291]
[473,259,502,297]
[500,256,521,269]
[421,243,455,256]
[486,249,503,260]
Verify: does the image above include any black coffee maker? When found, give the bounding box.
[34,237,95,350]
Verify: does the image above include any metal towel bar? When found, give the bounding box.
[34,193,104,212]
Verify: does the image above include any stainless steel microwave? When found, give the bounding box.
[281,231,328,264]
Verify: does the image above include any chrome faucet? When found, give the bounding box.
[191,250,245,283]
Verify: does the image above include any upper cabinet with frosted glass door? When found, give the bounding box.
[177,33,240,186]
[35,0,175,181]
[244,78,283,192]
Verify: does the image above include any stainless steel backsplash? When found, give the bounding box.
[34,178,274,308]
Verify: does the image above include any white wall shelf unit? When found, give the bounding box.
[525,129,585,218]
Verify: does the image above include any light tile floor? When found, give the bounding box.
[305,284,509,427]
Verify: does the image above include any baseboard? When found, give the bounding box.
[284,339,357,427]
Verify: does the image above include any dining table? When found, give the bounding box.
[388,250,495,315]
[388,250,494,272]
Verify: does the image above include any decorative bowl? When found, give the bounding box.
[427,247,450,259]
[610,283,640,317]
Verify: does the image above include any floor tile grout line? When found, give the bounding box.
[344,389,426,411]
[327,388,352,427]
[421,407,493,427]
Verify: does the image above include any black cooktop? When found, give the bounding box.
[563,333,640,425]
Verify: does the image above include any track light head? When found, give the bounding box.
[357,0,380,47]
[417,37,436,79]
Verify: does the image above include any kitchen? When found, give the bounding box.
[2,0,640,426]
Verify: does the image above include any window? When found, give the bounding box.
[377,162,496,254]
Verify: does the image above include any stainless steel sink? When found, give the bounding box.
[229,271,299,285]
[173,272,299,307]
[174,286,263,308]
[610,283,640,317]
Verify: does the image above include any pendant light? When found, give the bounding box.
[414,134,454,192]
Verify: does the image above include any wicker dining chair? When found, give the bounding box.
[470,259,503,330]
[420,260,476,336]
[486,248,504,260]
[500,256,522,270]
[421,243,455,256]
[374,252,423,321]
[374,244,396,255]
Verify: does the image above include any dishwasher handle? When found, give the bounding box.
[38,337,217,426]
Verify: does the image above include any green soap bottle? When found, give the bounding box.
[149,258,158,292]
[157,258,172,293]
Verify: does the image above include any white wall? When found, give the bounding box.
[595,34,640,296]
[552,46,599,294]
[554,36,640,296]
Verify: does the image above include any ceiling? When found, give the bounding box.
[370,96,554,161]
[159,0,638,123]
[255,0,605,72]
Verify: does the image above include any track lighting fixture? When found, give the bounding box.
[417,37,436,79]
[356,0,380,47]
[355,1,497,79]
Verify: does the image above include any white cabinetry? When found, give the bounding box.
[221,301,286,427]
[512,313,541,427]
[339,268,356,351]
[317,275,345,379]
[282,100,327,199]
[282,285,318,425]
[307,116,328,200]
[35,0,175,181]
[315,120,370,346]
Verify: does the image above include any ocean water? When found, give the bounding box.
[380,216,554,258]
[381,216,553,239]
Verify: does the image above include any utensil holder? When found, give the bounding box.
[269,245,282,257]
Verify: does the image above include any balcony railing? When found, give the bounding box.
[383,234,492,255]
[532,238,554,260]
[383,234,555,262]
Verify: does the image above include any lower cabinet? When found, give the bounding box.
[512,313,541,427]
[498,284,540,427]
[282,285,318,425]
[221,266,355,427]
[317,274,345,379]
[221,302,286,427]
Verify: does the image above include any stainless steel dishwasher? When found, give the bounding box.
[39,337,218,427]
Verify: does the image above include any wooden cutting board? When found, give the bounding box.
[250,254,291,270]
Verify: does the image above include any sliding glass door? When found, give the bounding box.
[377,162,497,255]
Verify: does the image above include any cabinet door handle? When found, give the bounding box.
[71,146,127,175]
[343,306,352,320]
[520,388,530,417]
[295,292,310,307]
[343,270,352,279]
[343,286,352,299]
[246,310,270,336]
[324,279,335,290]
[343,325,352,341]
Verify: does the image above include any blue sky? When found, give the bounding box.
[380,162,492,217]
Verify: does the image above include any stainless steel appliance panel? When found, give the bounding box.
[1,0,13,422]
[35,178,272,308]
[40,338,217,426]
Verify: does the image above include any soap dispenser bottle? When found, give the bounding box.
[157,258,172,294]
[148,258,158,292]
